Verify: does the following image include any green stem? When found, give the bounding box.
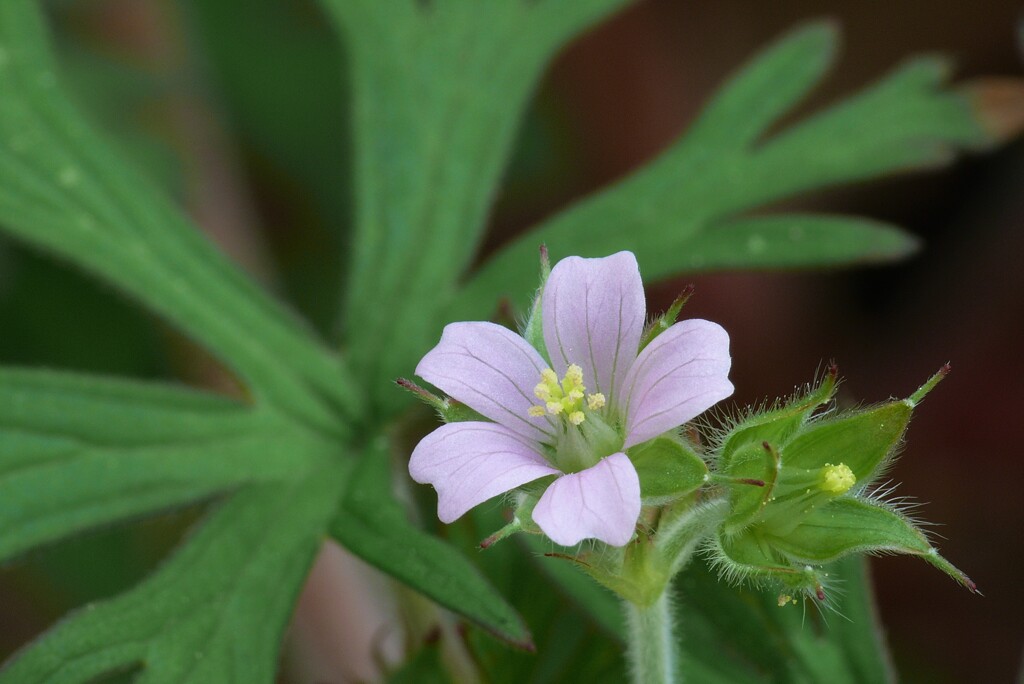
[624,590,680,684]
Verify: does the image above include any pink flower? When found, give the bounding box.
[409,252,733,546]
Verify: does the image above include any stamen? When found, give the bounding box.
[820,463,856,494]
[527,364,603,424]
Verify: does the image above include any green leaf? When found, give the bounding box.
[675,556,896,683]
[0,241,168,376]
[0,368,336,565]
[183,0,351,334]
[321,0,633,413]
[629,438,707,501]
[521,534,625,640]
[0,0,359,432]
[458,507,626,684]
[451,20,996,320]
[782,401,911,481]
[823,556,898,684]
[330,440,531,647]
[0,468,345,684]
[665,214,920,273]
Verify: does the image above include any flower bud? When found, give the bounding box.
[709,366,975,601]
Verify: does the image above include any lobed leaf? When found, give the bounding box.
[0,0,359,432]
[666,214,920,273]
[321,0,633,413]
[0,469,345,684]
[330,440,531,647]
[0,368,337,565]
[451,21,999,320]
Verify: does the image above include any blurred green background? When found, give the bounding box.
[1,0,1021,681]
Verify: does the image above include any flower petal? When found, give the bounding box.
[409,422,560,523]
[417,321,555,441]
[620,319,733,449]
[532,452,641,546]
[542,252,645,402]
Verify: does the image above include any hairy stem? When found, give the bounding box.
[624,590,680,684]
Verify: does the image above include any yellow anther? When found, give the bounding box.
[528,364,597,425]
[564,364,584,386]
[820,463,856,494]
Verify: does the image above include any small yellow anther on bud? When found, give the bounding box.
[587,393,606,410]
[541,369,558,384]
[528,406,547,417]
[546,401,564,415]
[820,463,856,494]
[534,383,552,401]
[564,364,584,386]
[568,411,585,425]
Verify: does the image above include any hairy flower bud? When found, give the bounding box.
[708,366,975,602]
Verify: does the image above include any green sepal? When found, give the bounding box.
[638,285,693,351]
[395,378,488,423]
[579,538,668,608]
[721,440,780,534]
[520,245,552,362]
[713,528,827,597]
[718,367,837,472]
[769,497,976,592]
[782,401,910,481]
[552,498,725,608]
[629,437,708,503]
[480,487,547,548]
[782,366,949,479]
[437,400,489,424]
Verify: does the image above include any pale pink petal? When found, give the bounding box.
[542,252,645,401]
[620,319,733,449]
[409,422,560,523]
[416,321,554,442]
[532,452,641,546]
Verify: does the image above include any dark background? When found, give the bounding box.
[0,1,1021,681]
